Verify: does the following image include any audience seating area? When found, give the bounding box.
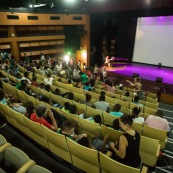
[0,66,172,173]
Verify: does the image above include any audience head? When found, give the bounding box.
[35,104,47,118]
[64,102,71,110]
[113,118,120,130]
[132,107,141,118]
[134,96,139,102]
[113,104,121,112]
[124,91,130,97]
[155,110,164,118]
[77,137,91,148]
[70,104,77,114]
[68,79,72,84]
[94,114,102,124]
[61,120,75,133]
[45,84,51,92]
[119,114,133,131]
[58,78,62,82]
[24,72,29,78]
[86,93,91,102]
[25,102,35,118]
[54,88,60,95]
[100,91,106,96]
[68,92,74,100]
[99,94,105,101]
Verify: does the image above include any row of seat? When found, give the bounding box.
[0,134,51,173]
[1,78,168,151]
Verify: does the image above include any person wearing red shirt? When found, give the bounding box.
[30,104,58,131]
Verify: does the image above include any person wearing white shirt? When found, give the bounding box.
[132,107,144,124]
[44,73,54,85]
[40,53,45,62]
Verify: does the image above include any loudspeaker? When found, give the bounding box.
[132,73,139,78]
[156,77,163,83]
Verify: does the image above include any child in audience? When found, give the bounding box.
[58,120,87,140]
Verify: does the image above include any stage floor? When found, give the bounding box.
[106,63,173,85]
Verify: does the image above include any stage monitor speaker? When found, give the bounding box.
[156,77,163,83]
[132,73,139,78]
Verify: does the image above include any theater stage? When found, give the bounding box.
[105,63,173,85]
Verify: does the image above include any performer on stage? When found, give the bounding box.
[104,55,110,66]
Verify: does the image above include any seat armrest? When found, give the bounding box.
[16,160,36,173]
[156,144,161,157]
[0,143,12,153]
[106,151,112,157]
[141,166,148,173]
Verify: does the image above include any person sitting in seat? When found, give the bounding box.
[58,120,87,140]
[145,110,170,132]
[30,104,58,131]
[132,107,144,124]
[110,104,123,117]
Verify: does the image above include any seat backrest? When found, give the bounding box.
[117,99,130,108]
[146,97,158,104]
[144,106,157,115]
[145,101,158,109]
[23,116,49,149]
[0,135,7,146]
[102,111,118,126]
[101,124,123,142]
[132,122,143,135]
[99,152,140,173]
[79,117,101,138]
[41,125,72,163]
[142,124,167,150]
[66,138,100,173]
[86,106,102,118]
[3,146,31,172]
[140,136,160,167]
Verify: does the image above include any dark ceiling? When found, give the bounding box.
[0,0,173,15]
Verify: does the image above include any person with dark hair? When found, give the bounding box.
[31,75,38,87]
[61,102,71,113]
[25,102,35,118]
[145,110,170,131]
[19,81,32,96]
[110,114,141,168]
[30,104,58,131]
[94,114,102,125]
[21,71,31,84]
[44,72,54,85]
[69,104,77,114]
[58,120,87,140]
[126,77,144,100]
[80,93,93,108]
[67,79,73,87]
[110,104,123,117]
[124,91,130,97]
[132,107,144,124]
[77,133,110,152]
[45,84,51,92]
[133,96,143,106]
[67,92,74,100]
[94,94,110,112]
[83,82,91,91]
[112,118,120,130]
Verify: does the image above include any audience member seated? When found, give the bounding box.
[80,93,93,107]
[133,96,143,106]
[58,120,87,141]
[77,133,110,152]
[124,91,130,97]
[19,81,32,96]
[110,114,141,168]
[31,75,38,87]
[86,114,103,125]
[30,104,58,131]
[61,102,71,113]
[105,118,121,131]
[21,71,31,84]
[0,88,26,114]
[94,94,110,112]
[45,84,51,92]
[106,80,116,93]
[69,104,85,118]
[25,101,35,118]
[145,110,170,132]
[75,81,83,89]
[66,79,73,87]
[44,72,54,85]
[132,107,144,124]
[80,71,88,84]
[83,82,92,91]
[110,104,123,117]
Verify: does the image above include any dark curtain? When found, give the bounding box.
[90,13,137,67]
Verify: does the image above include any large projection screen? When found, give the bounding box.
[132,16,173,67]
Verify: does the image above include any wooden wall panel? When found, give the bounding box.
[0,12,87,25]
